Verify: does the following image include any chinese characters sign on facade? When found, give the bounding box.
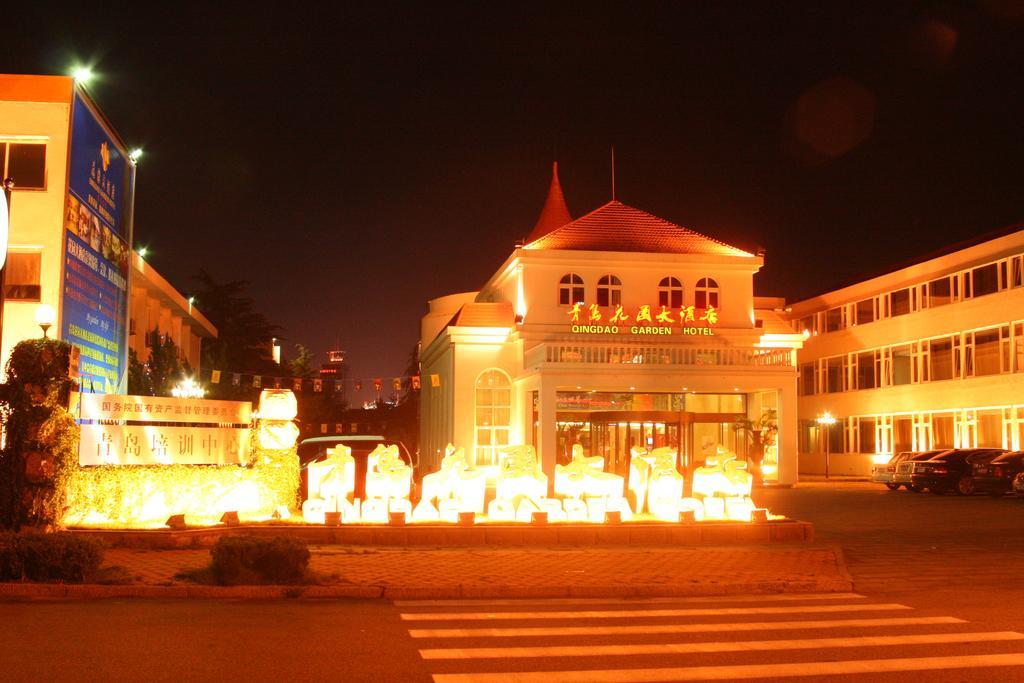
[568,303,718,336]
[78,394,252,466]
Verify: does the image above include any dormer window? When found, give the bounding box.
[658,277,683,308]
[695,277,720,309]
[558,273,584,306]
[596,275,622,307]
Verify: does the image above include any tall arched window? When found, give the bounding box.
[658,277,683,308]
[695,277,720,309]
[475,369,512,466]
[596,274,622,307]
[558,273,585,306]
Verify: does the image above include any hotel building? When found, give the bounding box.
[1,74,214,388]
[789,225,1024,476]
[420,164,804,487]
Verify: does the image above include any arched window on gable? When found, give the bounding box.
[658,277,683,309]
[596,275,622,307]
[558,273,585,306]
[475,369,512,467]
[695,277,720,309]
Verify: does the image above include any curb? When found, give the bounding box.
[0,577,853,601]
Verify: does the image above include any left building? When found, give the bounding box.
[1,74,215,391]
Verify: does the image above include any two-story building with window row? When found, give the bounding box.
[420,164,804,487]
[788,225,1024,476]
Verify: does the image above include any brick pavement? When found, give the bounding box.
[103,545,847,594]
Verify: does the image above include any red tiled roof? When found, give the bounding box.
[524,200,753,257]
[448,302,515,328]
[525,162,572,243]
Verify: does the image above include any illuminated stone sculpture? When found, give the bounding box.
[691,447,733,499]
[308,445,356,506]
[365,444,412,501]
[554,444,624,501]
[255,389,300,451]
[629,446,682,516]
[495,445,547,503]
[420,444,486,514]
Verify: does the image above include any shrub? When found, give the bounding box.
[210,536,310,585]
[0,532,105,582]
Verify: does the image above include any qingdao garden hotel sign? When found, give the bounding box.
[568,303,719,336]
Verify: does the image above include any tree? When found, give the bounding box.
[127,333,190,397]
[190,269,282,400]
[733,409,778,486]
[289,344,317,379]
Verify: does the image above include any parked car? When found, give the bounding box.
[972,451,1024,497]
[297,435,416,501]
[910,448,1007,495]
[1014,471,1024,496]
[893,450,951,491]
[873,452,926,490]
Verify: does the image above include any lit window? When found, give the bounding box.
[475,369,511,467]
[695,277,719,309]
[558,273,584,306]
[3,252,41,301]
[657,277,683,308]
[1,143,46,190]
[596,274,622,307]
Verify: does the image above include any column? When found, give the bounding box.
[778,382,798,485]
[537,379,558,494]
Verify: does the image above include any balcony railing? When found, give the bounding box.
[525,343,793,368]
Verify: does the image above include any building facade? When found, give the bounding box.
[420,165,803,487]
[789,225,1024,476]
[1,74,214,387]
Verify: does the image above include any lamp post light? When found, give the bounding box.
[816,411,838,480]
[34,304,56,338]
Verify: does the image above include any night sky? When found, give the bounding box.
[7,2,1023,389]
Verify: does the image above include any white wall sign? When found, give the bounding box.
[78,394,253,465]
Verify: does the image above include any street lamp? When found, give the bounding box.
[817,411,838,479]
[34,304,56,338]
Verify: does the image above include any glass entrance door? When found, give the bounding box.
[590,415,680,477]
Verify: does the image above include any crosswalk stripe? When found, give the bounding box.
[395,592,866,608]
[429,652,1024,682]
[408,615,964,638]
[400,603,909,622]
[419,630,1024,660]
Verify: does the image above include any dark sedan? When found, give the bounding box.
[972,451,1024,497]
[910,448,1007,495]
[893,450,951,492]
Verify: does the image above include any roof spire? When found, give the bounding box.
[525,161,572,244]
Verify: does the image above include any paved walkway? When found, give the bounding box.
[100,545,848,597]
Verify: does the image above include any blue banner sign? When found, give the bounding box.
[61,93,134,394]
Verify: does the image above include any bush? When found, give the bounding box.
[0,532,105,582]
[210,536,310,585]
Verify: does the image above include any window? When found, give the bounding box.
[927,276,952,307]
[558,273,584,306]
[971,263,999,298]
[825,357,844,393]
[799,315,815,335]
[1,143,46,190]
[969,327,1006,377]
[799,362,815,396]
[977,410,1002,448]
[858,417,876,453]
[854,299,874,325]
[1016,323,1024,372]
[1012,256,1023,289]
[825,307,843,333]
[892,345,912,385]
[475,369,511,467]
[695,277,719,309]
[597,274,622,307]
[928,337,955,381]
[2,252,41,300]
[932,413,955,449]
[657,277,683,308]
[856,351,877,390]
[893,416,913,454]
[890,288,911,317]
